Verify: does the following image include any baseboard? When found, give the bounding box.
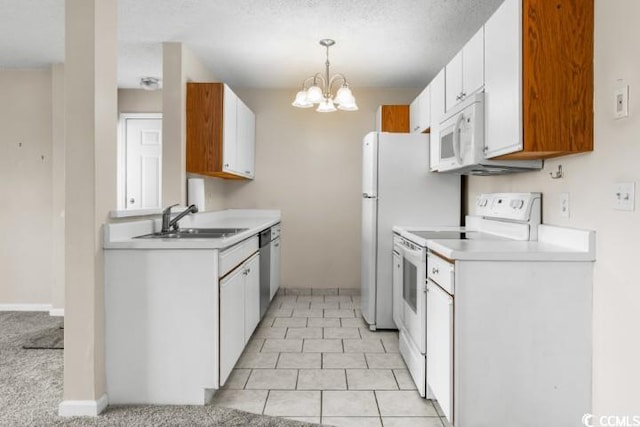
[49,308,65,317]
[58,394,108,417]
[0,304,52,312]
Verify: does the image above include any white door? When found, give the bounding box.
[427,280,454,424]
[445,51,463,112]
[270,238,281,300]
[463,26,485,97]
[392,248,403,329]
[244,255,260,343]
[220,267,245,386]
[484,0,523,158]
[236,99,256,178]
[124,116,162,210]
[222,84,238,174]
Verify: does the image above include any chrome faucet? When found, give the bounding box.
[161,204,199,232]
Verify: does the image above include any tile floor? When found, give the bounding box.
[212,288,449,427]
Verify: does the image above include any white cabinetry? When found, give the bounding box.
[220,265,246,385]
[243,255,260,342]
[445,27,484,112]
[270,237,281,300]
[236,97,256,178]
[186,83,256,180]
[484,0,523,158]
[410,85,431,133]
[429,69,446,171]
[427,280,454,424]
[219,237,260,386]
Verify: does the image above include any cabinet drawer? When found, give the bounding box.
[219,236,259,277]
[270,223,281,240]
[427,253,454,294]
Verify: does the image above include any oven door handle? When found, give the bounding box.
[399,244,425,262]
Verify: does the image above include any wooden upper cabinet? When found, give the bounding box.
[186,83,255,180]
[484,0,594,160]
[376,105,410,133]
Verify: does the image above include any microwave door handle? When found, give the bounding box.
[452,113,464,164]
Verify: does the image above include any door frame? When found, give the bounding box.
[117,113,163,210]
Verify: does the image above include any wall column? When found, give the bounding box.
[60,0,117,416]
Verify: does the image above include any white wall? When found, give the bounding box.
[229,88,419,289]
[0,69,53,306]
[467,0,640,415]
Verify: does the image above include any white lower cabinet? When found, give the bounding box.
[427,280,454,424]
[220,249,260,386]
[220,266,246,386]
[244,254,260,342]
[270,237,281,300]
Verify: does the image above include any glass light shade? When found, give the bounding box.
[292,90,313,108]
[306,85,324,104]
[334,86,354,105]
[337,97,358,111]
[316,98,337,113]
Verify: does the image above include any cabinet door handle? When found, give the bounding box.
[432,267,439,275]
[455,94,461,101]
[275,243,280,247]
[224,163,230,168]
[245,170,251,174]
[129,197,135,204]
[461,92,466,98]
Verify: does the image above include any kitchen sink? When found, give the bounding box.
[134,228,249,239]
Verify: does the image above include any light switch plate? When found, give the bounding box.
[614,86,629,119]
[613,182,635,211]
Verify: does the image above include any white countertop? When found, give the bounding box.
[394,224,596,262]
[104,209,281,250]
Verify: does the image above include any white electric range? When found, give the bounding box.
[391,193,541,399]
[392,193,596,427]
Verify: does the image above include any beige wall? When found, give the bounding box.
[63,0,117,402]
[229,88,418,289]
[0,69,53,305]
[117,88,162,113]
[467,0,640,415]
[51,64,65,312]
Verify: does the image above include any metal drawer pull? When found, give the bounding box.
[432,267,439,274]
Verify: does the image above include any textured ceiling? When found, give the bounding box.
[0,0,503,89]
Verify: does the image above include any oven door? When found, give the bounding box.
[400,242,426,353]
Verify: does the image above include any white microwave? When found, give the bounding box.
[437,92,542,175]
[438,93,485,172]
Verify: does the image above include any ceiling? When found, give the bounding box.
[0,0,503,89]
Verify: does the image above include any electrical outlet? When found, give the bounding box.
[613,182,635,211]
[560,192,570,218]
[614,86,629,119]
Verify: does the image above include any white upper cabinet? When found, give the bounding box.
[429,69,446,171]
[222,85,238,175]
[445,26,485,112]
[484,0,523,158]
[186,83,256,180]
[410,85,431,134]
[236,98,256,179]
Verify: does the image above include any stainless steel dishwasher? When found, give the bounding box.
[258,228,272,317]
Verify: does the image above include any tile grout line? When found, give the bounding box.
[373,389,382,419]
[262,389,270,415]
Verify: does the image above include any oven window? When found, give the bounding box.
[440,132,454,159]
[403,258,417,313]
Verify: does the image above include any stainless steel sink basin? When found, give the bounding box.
[134,228,249,239]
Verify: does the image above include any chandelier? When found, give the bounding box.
[291,39,359,113]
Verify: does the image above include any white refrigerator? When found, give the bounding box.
[361,132,460,330]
